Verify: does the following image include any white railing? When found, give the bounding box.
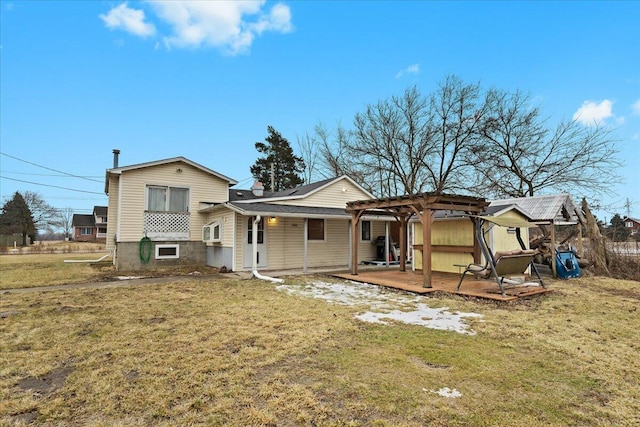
[144,211,190,240]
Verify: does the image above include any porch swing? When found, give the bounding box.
[456,216,545,297]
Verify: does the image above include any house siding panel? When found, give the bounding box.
[413,219,474,273]
[116,162,230,242]
[269,180,371,208]
[106,176,119,251]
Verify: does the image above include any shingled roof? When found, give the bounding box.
[490,193,582,225]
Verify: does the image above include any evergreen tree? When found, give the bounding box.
[250,126,305,191]
[608,214,630,242]
[0,192,36,245]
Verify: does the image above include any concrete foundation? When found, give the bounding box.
[115,240,206,271]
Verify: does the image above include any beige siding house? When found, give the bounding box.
[105,155,389,272]
[201,176,389,272]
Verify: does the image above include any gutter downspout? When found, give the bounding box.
[252,215,284,283]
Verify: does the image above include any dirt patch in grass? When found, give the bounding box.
[17,365,74,396]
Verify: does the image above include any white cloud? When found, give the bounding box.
[100,3,156,37]
[145,0,292,54]
[395,64,420,79]
[632,99,640,116]
[572,99,614,126]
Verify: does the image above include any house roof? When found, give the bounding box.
[224,202,393,219]
[93,206,108,216]
[231,176,374,204]
[72,214,94,227]
[624,217,640,224]
[484,203,534,221]
[489,193,582,225]
[105,156,237,193]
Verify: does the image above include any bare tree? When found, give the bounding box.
[313,77,487,197]
[474,89,621,198]
[296,132,320,184]
[313,122,369,184]
[421,75,487,194]
[52,207,75,240]
[22,191,56,234]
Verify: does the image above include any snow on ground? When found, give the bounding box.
[276,280,482,335]
[424,387,463,398]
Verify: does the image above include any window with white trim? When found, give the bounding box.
[155,244,180,259]
[147,186,189,212]
[80,228,92,235]
[203,221,222,243]
[361,220,371,241]
[307,218,325,241]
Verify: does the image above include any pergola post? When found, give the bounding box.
[350,212,362,275]
[471,216,481,264]
[550,219,557,278]
[399,214,407,272]
[421,209,434,288]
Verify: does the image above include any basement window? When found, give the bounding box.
[155,244,180,259]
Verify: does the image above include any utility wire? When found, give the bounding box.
[0,152,104,183]
[2,170,104,178]
[0,176,105,195]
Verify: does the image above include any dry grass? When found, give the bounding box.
[1,269,639,426]
[0,254,113,290]
[1,241,106,255]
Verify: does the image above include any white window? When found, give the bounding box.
[361,220,371,241]
[203,221,222,243]
[147,186,189,212]
[626,221,633,228]
[80,228,92,235]
[155,244,179,259]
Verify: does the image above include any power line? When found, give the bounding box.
[0,152,104,183]
[1,170,104,178]
[0,176,105,195]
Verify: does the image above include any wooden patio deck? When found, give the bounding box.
[332,269,552,302]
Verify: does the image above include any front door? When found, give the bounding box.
[243,216,267,269]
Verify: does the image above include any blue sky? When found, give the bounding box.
[1,1,639,220]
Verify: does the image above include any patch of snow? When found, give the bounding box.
[115,276,145,280]
[276,280,481,335]
[424,387,463,398]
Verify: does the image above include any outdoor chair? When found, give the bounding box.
[456,249,544,296]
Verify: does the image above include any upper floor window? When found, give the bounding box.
[147,186,189,212]
[80,227,92,235]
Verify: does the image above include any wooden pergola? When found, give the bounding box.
[346,193,489,288]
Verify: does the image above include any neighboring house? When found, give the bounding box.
[105,155,388,271]
[72,206,108,242]
[623,217,640,236]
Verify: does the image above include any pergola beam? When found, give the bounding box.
[346,192,489,287]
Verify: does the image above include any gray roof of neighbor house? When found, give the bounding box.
[490,194,582,225]
[72,214,94,227]
[93,206,108,217]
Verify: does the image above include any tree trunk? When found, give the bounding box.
[581,198,611,276]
